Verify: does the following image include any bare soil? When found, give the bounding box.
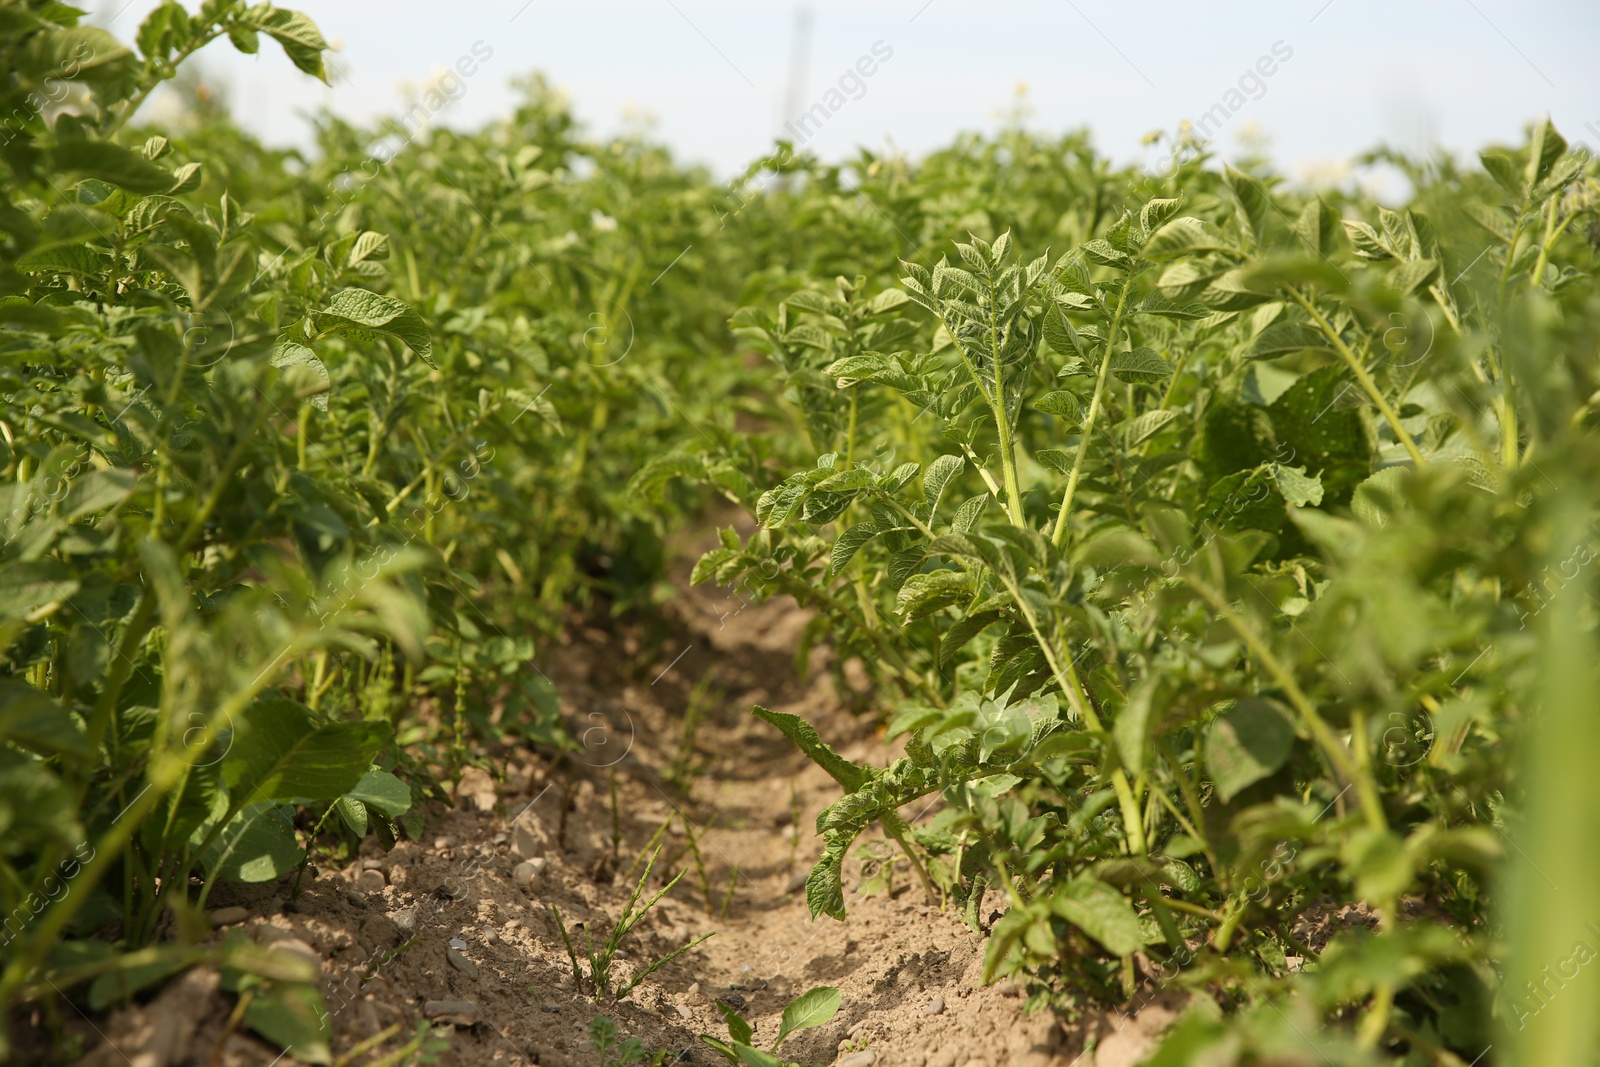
[62,548,1176,1067]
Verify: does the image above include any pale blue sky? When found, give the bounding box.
[102,1,1599,189]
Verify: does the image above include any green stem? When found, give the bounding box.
[1288,288,1426,467]
[1188,575,1386,832]
[1052,275,1133,547]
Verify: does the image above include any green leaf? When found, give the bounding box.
[137,3,193,61]
[1144,217,1233,259]
[316,288,433,365]
[52,141,172,194]
[1389,258,1440,296]
[896,570,972,622]
[1205,698,1296,801]
[197,801,304,883]
[1351,466,1408,528]
[1035,447,1072,474]
[1137,291,1210,319]
[775,986,841,1048]
[1293,197,1338,258]
[1343,220,1395,261]
[88,951,196,1011]
[0,680,90,759]
[1268,463,1324,507]
[344,768,410,816]
[829,522,882,575]
[1110,347,1172,385]
[715,999,754,1046]
[271,342,331,411]
[1035,390,1083,423]
[1126,409,1180,446]
[1050,877,1146,956]
[1247,322,1330,360]
[1139,196,1183,237]
[335,796,368,837]
[245,981,333,1065]
[1075,528,1161,569]
[62,468,138,520]
[225,695,391,802]
[1224,165,1272,246]
[922,454,964,514]
[814,467,874,492]
[256,7,330,83]
[15,27,134,84]
[751,707,863,791]
[805,844,848,920]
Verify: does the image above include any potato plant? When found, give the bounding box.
[3,1,1599,1063]
[677,126,1600,1061]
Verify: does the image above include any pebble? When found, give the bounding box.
[997,980,1024,997]
[838,1053,876,1067]
[923,995,946,1016]
[361,858,385,871]
[512,822,541,859]
[391,908,418,933]
[434,836,455,851]
[446,946,479,979]
[512,858,547,888]
[356,869,387,894]
[207,906,249,926]
[423,1000,479,1026]
[268,938,321,968]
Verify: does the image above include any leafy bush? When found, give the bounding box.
[4,2,1599,1063]
[673,126,1600,1061]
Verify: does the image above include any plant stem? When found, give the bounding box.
[1188,575,1387,832]
[1052,274,1133,547]
[1288,288,1426,467]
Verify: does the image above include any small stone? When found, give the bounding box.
[356,869,387,894]
[723,992,747,1012]
[207,906,249,926]
[493,832,509,845]
[838,1053,876,1067]
[923,995,946,1016]
[446,946,479,979]
[540,1004,561,1013]
[512,858,547,889]
[673,1003,693,1021]
[997,979,1024,997]
[512,821,541,859]
[423,1000,479,1026]
[433,836,455,852]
